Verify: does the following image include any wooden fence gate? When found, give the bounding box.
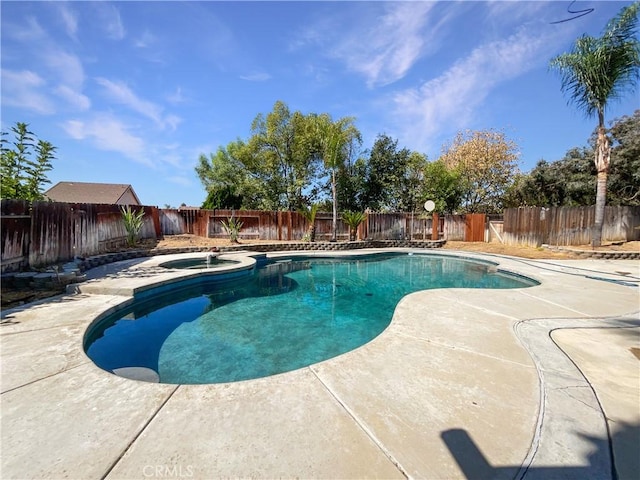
[465,213,486,242]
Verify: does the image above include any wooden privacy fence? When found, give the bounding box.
[4,201,639,271]
[503,206,640,247]
[1,200,160,271]
[161,209,352,242]
[365,212,445,240]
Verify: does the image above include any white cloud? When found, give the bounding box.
[54,85,91,111]
[3,12,88,113]
[390,25,563,152]
[95,3,125,40]
[134,29,156,48]
[3,16,47,42]
[62,115,152,166]
[56,3,78,39]
[44,49,85,89]
[167,176,193,187]
[485,1,548,26]
[1,69,55,114]
[326,2,439,87]
[164,115,182,132]
[166,87,186,105]
[239,72,272,82]
[96,78,180,130]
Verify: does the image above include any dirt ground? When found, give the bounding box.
[154,234,639,260]
[2,235,638,309]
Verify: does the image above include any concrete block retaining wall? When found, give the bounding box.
[1,240,447,290]
[555,248,640,260]
[80,239,444,270]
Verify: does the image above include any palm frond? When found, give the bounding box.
[549,3,639,121]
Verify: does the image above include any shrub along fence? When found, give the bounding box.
[2,201,638,272]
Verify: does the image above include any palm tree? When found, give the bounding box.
[550,3,639,246]
[342,211,366,241]
[311,114,361,242]
[299,203,319,242]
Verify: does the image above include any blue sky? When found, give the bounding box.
[1,1,637,208]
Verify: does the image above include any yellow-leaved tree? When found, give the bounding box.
[439,129,519,213]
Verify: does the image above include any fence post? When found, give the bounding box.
[432,213,439,240]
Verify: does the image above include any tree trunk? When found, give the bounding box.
[592,171,608,247]
[331,169,337,242]
[592,123,610,247]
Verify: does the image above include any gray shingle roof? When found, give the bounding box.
[44,181,141,205]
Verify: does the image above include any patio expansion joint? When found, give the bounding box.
[0,360,90,395]
[517,290,590,316]
[394,331,536,370]
[308,366,409,480]
[0,322,82,336]
[100,383,181,480]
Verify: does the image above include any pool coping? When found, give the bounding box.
[1,249,638,479]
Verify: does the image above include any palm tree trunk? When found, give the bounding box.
[331,168,337,242]
[592,171,608,247]
[592,122,611,247]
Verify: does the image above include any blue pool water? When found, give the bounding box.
[85,253,537,384]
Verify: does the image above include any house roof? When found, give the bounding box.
[44,181,142,205]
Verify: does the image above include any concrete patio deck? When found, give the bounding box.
[1,249,638,479]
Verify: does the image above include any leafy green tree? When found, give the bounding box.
[360,134,412,211]
[397,151,429,212]
[504,111,639,208]
[608,110,640,205]
[335,157,365,212]
[438,129,519,213]
[27,140,56,200]
[504,149,595,207]
[201,187,244,210]
[1,122,55,200]
[421,159,464,213]
[196,142,260,209]
[197,102,322,211]
[550,2,639,246]
[247,101,320,211]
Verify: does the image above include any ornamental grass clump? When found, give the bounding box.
[120,205,145,247]
[221,217,243,243]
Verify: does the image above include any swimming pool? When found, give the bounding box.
[84,253,537,384]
